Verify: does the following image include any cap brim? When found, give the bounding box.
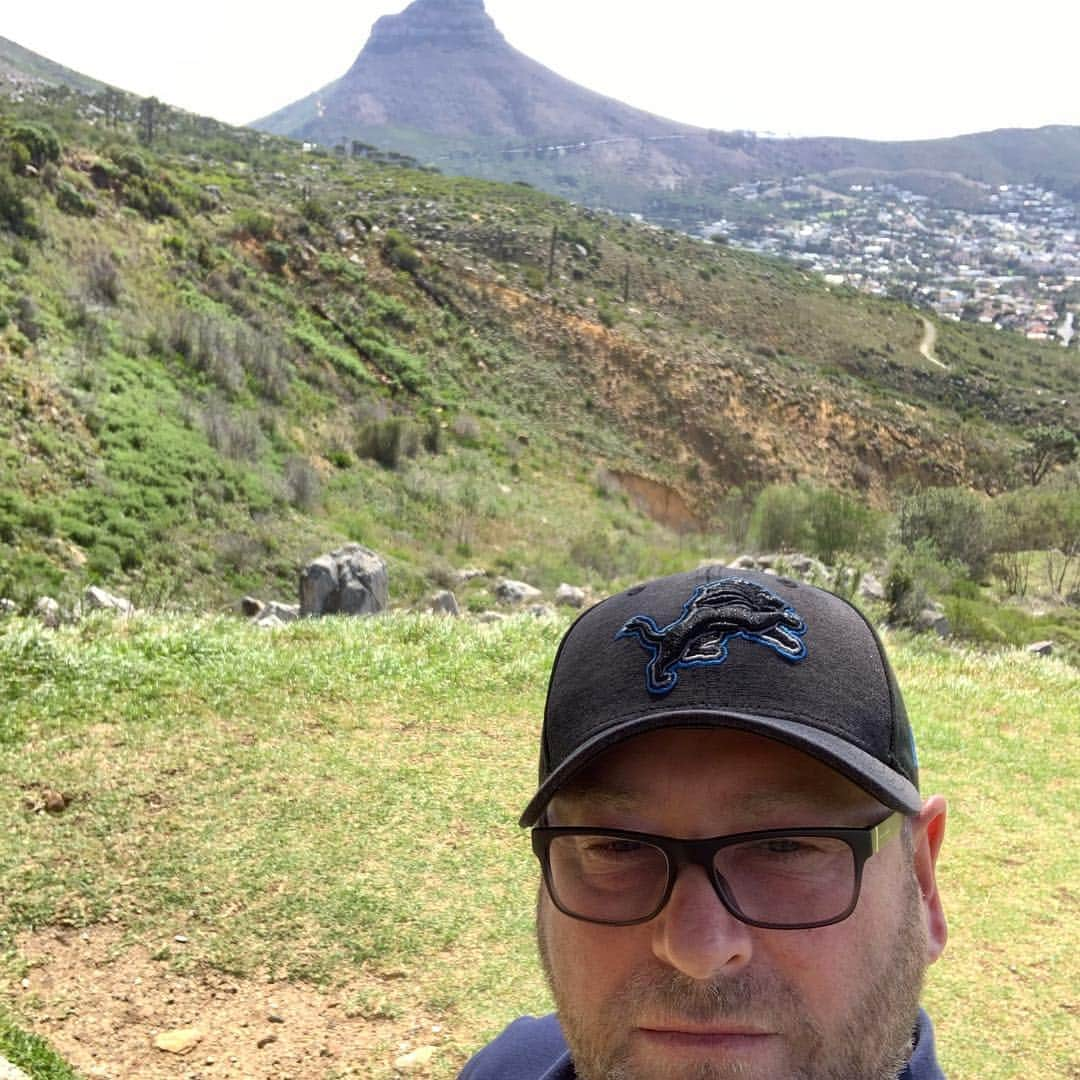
[519,707,923,827]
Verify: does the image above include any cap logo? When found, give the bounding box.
[616,578,808,695]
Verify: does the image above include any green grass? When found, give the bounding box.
[0,613,1076,1078]
[0,1008,79,1080]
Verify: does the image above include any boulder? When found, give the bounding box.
[555,583,586,609]
[858,573,886,602]
[261,601,300,623]
[914,606,950,638]
[0,598,16,617]
[84,585,134,616]
[35,597,60,628]
[430,590,460,616]
[239,596,265,618]
[1026,640,1054,657]
[495,579,542,606]
[300,544,388,617]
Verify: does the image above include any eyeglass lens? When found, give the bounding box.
[545,833,859,926]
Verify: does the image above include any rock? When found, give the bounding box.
[300,545,388,617]
[527,604,556,619]
[394,1045,437,1072]
[84,585,134,616]
[256,1033,278,1049]
[0,598,16,617]
[453,567,487,586]
[1027,640,1054,657]
[35,596,60,628]
[859,573,885,602]
[335,228,356,246]
[554,583,586,609]
[154,1028,203,1055]
[731,555,758,569]
[430,590,460,616]
[254,614,286,630]
[42,788,68,814]
[915,607,950,638]
[259,601,300,624]
[239,596,265,618]
[0,1056,31,1080]
[495,579,542,606]
[475,611,505,624]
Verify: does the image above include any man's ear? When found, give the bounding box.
[910,795,948,963]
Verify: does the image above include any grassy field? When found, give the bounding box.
[0,611,1077,1078]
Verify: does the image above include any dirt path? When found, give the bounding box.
[11,927,453,1079]
[918,316,948,370]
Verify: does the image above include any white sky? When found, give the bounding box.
[3,1,1078,142]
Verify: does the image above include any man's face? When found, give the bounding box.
[537,728,947,1080]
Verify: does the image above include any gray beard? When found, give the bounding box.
[538,870,926,1080]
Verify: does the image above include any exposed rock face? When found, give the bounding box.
[299,544,388,617]
[363,0,504,56]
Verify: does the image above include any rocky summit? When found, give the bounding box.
[255,0,686,144]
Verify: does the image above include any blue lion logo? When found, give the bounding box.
[617,578,808,695]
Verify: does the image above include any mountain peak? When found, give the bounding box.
[364,0,505,56]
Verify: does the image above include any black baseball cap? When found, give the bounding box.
[520,566,921,827]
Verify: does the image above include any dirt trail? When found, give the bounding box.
[919,316,948,369]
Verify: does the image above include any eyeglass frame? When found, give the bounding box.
[531,811,906,931]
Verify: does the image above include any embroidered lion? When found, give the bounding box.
[616,578,808,695]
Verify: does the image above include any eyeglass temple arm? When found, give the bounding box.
[870,811,906,854]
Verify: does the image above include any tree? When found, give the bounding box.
[138,97,161,145]
[1017,425,1079,487]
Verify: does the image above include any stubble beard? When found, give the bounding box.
[537,870,928,1080]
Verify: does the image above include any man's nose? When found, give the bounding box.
[651,865,754,979]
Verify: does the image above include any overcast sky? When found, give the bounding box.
[4,1,1078,142]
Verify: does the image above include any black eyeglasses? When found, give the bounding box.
[532,812,904,930]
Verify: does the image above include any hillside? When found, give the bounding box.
[1,80,1077,613]
[253,0,1080,229]
[0,35,108,97]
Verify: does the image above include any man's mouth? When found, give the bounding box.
[636,1020,777,1049]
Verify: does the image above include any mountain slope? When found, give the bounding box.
[0,36,108,96]
[253,0,1080,227]
[1,81,1075,611]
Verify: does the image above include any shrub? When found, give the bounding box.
[55,180,95,217]
[747,485,811,553]
[283,456,321,510]
[357,417,420,470]
[83,249,121,304]
[0,172,41,238]
[9,122,61,169]
[885,540,964,627]
[897,487,995,579]
[232,209,275,241]
[382,229,421,273]
[805,488,887,563]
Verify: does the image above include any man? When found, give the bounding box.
[461,568,948,1079]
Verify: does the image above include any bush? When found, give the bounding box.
[0,172,41,238]
[382,229,421,273]
[357,417,420,469]
[55,180,95,217]
[232,209,275,241]
[747,485,811,553]
[9,123,61,169]
[83,249,121,304]
[885,540,964,627]
[805,487,887,563]
[283,456,321,510]
[897,487,995,580]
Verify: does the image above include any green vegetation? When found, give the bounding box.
[0,612,1075,1078]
